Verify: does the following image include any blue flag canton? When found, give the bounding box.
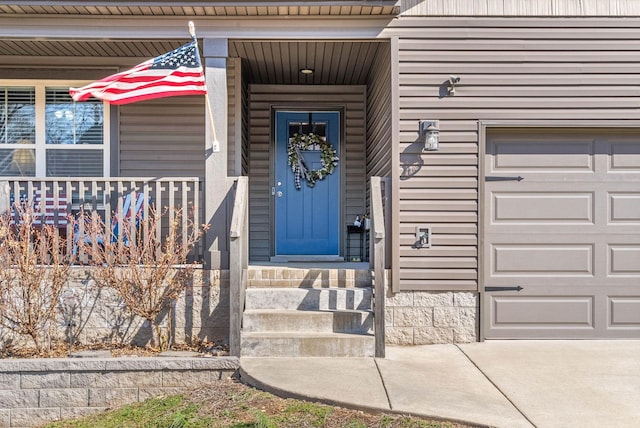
[150,41,202,70]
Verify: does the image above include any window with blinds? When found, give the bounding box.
[46,149,103,177]
[0,87,36,176]
[0,83,107,177]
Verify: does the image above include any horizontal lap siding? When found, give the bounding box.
[119,97,205,177]
[391,17,640,291]
[249,85,366,261]
[366,43,392,179]
[400,0,640,16]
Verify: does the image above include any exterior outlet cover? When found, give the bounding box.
[415,225,431,248]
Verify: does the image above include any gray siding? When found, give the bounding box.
[119,97,205,177]
[248,84,366,261]
[0,68,118,81]
[387,16,640,291]
[228,58,239,176]
[400,0,640,16]
[227,58,250,177]
[365,43,392,179]
[241,59,251,176]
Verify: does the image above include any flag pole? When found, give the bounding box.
[190,20,220,153]
[205,93,220,153]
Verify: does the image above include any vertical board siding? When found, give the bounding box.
[400,0,640,16]
[119,97,205,177]
[366,43,392,179]
[241,59,251,176]
[390,17,640,291]
[227,59,238,176]
[227,58,249,177]
[248,85,366,261]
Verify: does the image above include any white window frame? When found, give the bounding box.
[0,79,110,178]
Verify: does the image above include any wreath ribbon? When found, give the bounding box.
[288,133,339,189]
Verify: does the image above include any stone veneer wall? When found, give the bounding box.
[0,357,239,428]
[385,288,479,345]
[0,268,229,349]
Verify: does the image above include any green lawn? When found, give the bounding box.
[42,379,474,428]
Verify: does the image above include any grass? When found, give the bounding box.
[42,379,475,428]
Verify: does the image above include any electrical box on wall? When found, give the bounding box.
[415,225,431,248]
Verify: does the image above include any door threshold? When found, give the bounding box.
[270,255,344,262]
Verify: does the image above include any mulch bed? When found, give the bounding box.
[0,340,228,359]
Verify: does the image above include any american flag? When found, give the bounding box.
[70,39,206,105]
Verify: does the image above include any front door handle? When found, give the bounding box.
[276,191,283,198]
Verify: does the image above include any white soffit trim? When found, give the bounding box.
[0,16,394,39]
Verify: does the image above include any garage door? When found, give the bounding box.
[483,129,640,339]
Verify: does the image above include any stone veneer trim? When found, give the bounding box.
[0,357,239,428]
[385,289,480,345]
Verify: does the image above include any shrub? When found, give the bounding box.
[0,201,73,351]
[78,204,208,349]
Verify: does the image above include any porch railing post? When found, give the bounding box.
[370,176,386,358]
[229,176,249,357]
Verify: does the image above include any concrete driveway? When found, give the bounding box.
[458,340,640,428]
[241,340,640,428]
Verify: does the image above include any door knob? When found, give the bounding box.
[277,191,283,197]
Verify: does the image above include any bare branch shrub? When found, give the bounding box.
[0,201,73,351]
[79,204,208,349]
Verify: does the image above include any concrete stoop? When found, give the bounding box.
[241,331,374,357]
[241,278,375,357]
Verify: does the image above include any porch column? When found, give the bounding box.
[203,38,229,269]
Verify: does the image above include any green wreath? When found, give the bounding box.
[288,133,339,189]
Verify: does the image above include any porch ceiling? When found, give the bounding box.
[0,2,399,17]
[0,39,183,59]
[0,38,385,86]
[230,40,385,85]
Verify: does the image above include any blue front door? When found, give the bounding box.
[275,111,340,256]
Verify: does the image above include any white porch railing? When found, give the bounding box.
[3,177,204,260]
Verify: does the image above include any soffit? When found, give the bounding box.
[229,40,384,85]
[0,39,182,59]
[0,2,399,17]
[0,39,385,86]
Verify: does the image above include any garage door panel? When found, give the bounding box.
[486,289,640,338]
[491,140,595,172]
[609,141,640,170]
[610,193,640,222]
[483,129,640,339]
[609,297,640,328]
[493,192,593,223]
[491,296,594,328]
[492,244,593,276]
[609,245,640,276]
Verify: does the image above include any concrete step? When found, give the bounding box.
[247,266,372,288]
[243,309,373,334]
[244,287,372,311]
[241,331,375,357]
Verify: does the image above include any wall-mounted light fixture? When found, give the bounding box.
[448,75,460,96]
[418,120,440,151]
[300,68,314,75]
